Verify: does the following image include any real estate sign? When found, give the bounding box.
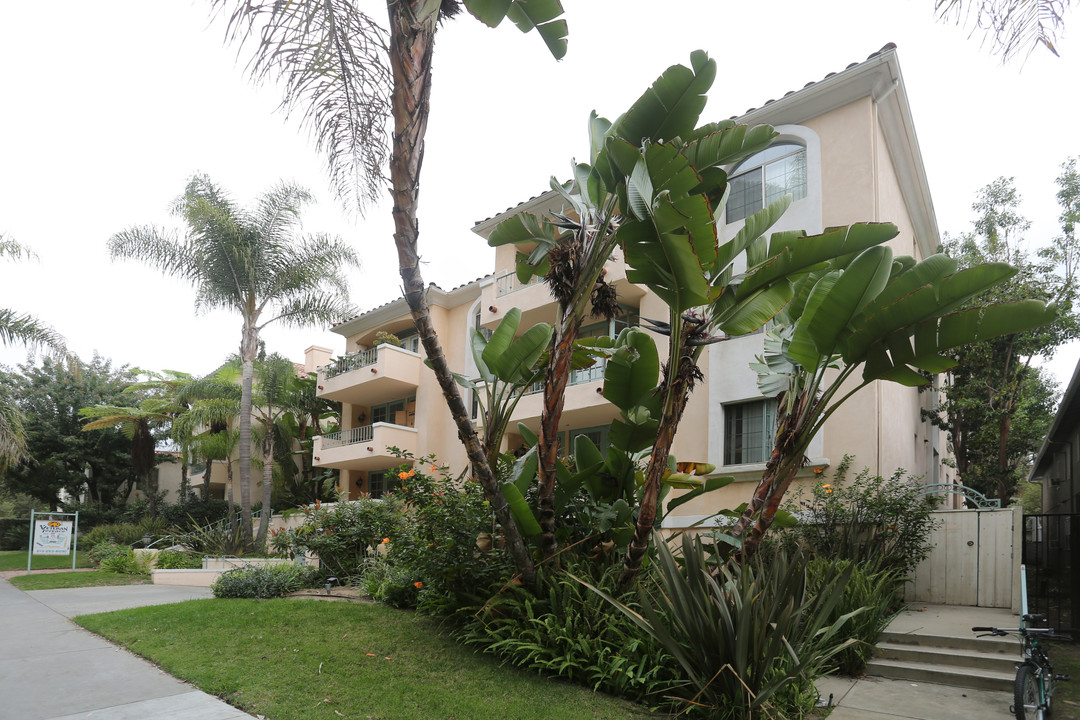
[32,519,74,555]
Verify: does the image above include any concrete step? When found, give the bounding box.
[879,630,1020,656]
[864,657,1016,692]
[874,641,1020,674]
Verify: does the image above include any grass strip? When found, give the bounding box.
[9,571,148,590]
[0,550,91,571]
[75,598,653,720]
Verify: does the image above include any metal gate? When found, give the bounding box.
[905,507,1021,610]
[1023,513,1079,634]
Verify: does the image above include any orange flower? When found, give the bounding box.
[381,537,390,544]
[398,471,408,480]
[430,465,438,472]
[822,484,831,489]
[413,581,423,589]
[813,468,824,475]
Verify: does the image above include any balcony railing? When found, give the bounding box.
[495,270,542,297]
[525,362,606,395]
[320,425,375,449]
[323,348,378,380]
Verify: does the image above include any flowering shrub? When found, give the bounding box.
[271,497,401,580]
[783,455,939,574]
[89,541,130,567]
[362,451,512,615]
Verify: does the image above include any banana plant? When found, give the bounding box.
[732,247,1058,558]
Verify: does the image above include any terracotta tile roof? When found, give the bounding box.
[472,43,899,228]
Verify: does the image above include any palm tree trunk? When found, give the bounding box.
[202,455,213,501]
[387,0,535,586]
[238,327,257,548]
[256,433,274,547]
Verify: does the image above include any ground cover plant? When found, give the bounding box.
[74,599,652,720]
[9,571,147,591]
[211,564,318,599]
[0,549,90,571]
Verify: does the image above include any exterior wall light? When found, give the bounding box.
[370,368,377,373]
[489,305,497,313]
[367,446,374,452]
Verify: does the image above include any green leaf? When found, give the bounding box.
[602,328,659,411]
[714,194,791,274]
[664,476,735,514]
[481,308,522,372]
[504,0,567,59]
[501,482,541,536]
[613,50,716,146]
[462,0,513,26]
[507,444,538,494]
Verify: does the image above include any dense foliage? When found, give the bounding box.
[210,563,316,599]
[0,355,138,509]
[932,166,1079,501]
[782,456,940,575]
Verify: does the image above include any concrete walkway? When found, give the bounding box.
[0,578,254,720]
[815,603,1017,719]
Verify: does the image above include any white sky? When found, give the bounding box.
[1,1,1079,388]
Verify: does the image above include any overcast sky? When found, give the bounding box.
[1,1,1078,388]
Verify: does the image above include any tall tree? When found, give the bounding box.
[108,175,358,546]
[0,356,137,509]
[0,236,66,471]
[933,172,1079,501]
[213,0,567,584]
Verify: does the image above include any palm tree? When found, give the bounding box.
[936,0,1074,59]
[0,235,65,471]
[249,354,298,546]
[108,175,358,547]
[211,0,567,586]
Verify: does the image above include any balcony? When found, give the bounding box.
[511,362,617,430]
[317,344,421,406]
[312,422,419,471]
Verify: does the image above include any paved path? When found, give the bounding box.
[0,578,253,720]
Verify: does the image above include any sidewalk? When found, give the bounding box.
[0,577,254,720]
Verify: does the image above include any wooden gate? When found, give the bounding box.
[905,507,1021,610]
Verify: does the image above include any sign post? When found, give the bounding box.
[26,510,80,574]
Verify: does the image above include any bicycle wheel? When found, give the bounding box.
[1014,664,1042,720]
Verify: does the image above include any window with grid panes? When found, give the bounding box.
[726,143,807,224]
[723,400,777,465]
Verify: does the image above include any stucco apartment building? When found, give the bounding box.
[312,45,953,527]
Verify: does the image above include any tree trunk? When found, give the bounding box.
[536,316,583,559]
[238,325,257,549]
[202,455,213,501]
[617,340,699,590]
[386,0,535,586]
[256,432,274,547]
[226,459,235,526]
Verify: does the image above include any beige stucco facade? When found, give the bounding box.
[313,46,955,520]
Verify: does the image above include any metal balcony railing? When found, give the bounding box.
[525,362,606,395]
[320,425,375,449]
[322,348,378,380]
[495,271,541,297]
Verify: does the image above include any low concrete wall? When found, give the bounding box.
[151,569,223,587]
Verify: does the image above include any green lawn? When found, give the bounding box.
[9,571,148,591]
[0,549,91,572]
[75,599,653,720]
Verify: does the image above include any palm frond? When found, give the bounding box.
[0,386,29,473]
[0,235,38,262]
[936,0,1072,59]
[0,308,66,355]
[210,0,392,212]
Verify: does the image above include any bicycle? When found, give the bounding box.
[972,613,1070,720]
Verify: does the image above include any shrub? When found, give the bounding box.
[0,518,30,550]
[276,497,401,580]
[358,558,423,608]
[178,517,248,556]
[807,556,906,675]
[460,557,682,708]
[385,456,511,614]
[211,564,314,599]
[783,455,939,574]
[82,523,143,548]
[89,541,132,567]
[591,534,858,719]
[155,549,204,570]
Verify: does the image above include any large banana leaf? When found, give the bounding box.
[602,328,659,411]
[788,246,894,370]
[464,0,568,59]
[611,49,715,147]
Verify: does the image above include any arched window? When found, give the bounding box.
[726,143,807,223]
